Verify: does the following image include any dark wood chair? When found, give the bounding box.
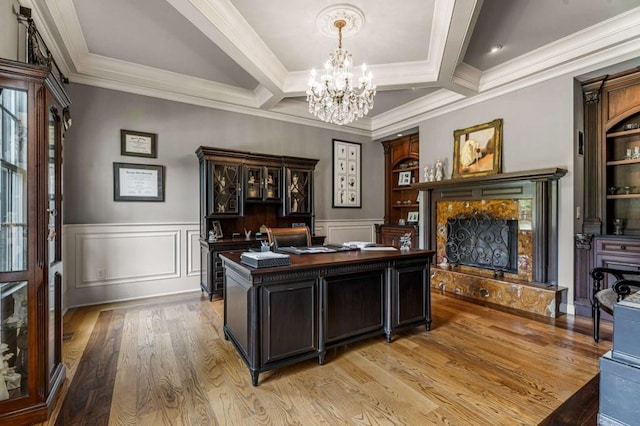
[591,267,640,342]
[266,226,312,250]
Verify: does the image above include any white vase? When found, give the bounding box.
[0,375,9,401]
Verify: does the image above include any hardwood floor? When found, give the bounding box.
[38,290,612,426]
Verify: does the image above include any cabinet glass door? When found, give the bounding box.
[1,88,27,272]
[0,87,29,401]
[46,106,63,386]
[210,163,241,216]
[287,169,311,215]
[245,166,263,201]
[265,167,281,202]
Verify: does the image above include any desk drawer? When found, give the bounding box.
[596,238,640,256]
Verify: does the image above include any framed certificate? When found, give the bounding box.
[121,129,158,158]
[113,162,165,202]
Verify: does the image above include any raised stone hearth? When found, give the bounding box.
[431,267,565,317]
[414,168,568,317]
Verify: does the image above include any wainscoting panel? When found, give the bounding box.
[65,223,201,308]
[187,230,201,277]
[64,220,382,309]
[76,231,180,287]
[315,219,382,245]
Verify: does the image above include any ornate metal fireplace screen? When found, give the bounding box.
[445,212,518,274]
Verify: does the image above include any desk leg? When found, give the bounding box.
[251,369,259,386]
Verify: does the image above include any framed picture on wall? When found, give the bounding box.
[113,162,165,202]
[452,118,503,179]
[121,129,158,158]
[332,139,362,208]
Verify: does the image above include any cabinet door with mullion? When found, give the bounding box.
[285,168,312,216]
[208,162,243,217]
[245,165,282,203]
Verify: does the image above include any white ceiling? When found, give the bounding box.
[27,0,640,137]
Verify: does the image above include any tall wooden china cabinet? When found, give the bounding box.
[0,39,71,426]
[197,147,322,299]
[376,134,420,248]
[574,68,640,317]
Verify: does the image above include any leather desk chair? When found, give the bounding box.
[591,267,640,342]
[266,226,311,250]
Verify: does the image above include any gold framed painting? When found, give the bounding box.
[452,118,503,179]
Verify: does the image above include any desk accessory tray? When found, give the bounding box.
[241,251,291,268]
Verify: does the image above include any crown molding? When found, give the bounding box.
[79,54,257,106]
[71,70,372,136]
[479,6,640,92]
[165,0,288,93]
[31,1,640,138]
[42,0,89,68]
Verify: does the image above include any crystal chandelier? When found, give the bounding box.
[306,19,376,125]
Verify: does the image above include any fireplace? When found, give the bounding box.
[414,168,568,317]
[445,211,518,275]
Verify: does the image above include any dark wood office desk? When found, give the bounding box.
[220,248,435,385]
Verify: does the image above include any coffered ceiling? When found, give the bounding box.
[26,0,640,137]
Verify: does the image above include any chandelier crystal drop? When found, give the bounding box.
[306,19,376,126]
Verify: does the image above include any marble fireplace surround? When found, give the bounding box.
[414,168,568,317]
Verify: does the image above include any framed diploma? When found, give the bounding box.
[113,162,165,202]
[121,129,158,158]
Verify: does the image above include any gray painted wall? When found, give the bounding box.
[64,84,382,224]
[0,0,20,61]
[417,76,575,301]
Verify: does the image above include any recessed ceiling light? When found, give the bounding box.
[490,45,503,53]
[397,133,403,137]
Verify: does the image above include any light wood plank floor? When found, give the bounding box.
[39,291,612,426]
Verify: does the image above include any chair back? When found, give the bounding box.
[267,226,311,249]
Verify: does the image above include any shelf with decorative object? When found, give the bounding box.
[575,67,640,317]
[377,134,420,248]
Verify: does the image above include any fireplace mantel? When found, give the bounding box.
[412,167,567,191]
[415,167,567,285]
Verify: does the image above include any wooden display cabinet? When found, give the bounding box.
[0,54,70,424]
[575,68,640,317]
[196,147,321,299]
[377,134,420,248]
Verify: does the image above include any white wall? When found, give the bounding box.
[417,75,575,312]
